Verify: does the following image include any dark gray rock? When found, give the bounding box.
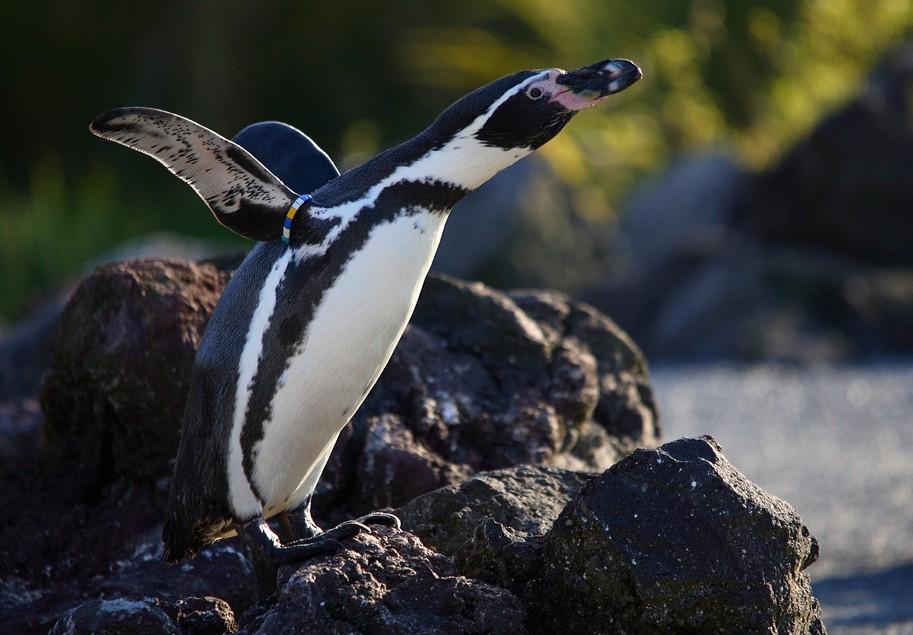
[237,528,526,635]
[40,258,231,481]
[395,440,826,634]
[397,465,592,559]
[49,595,238,635]
[535,436,824,634]
[170,596,239,635]
[432,156,612,294]
[0,232,230,405]
[38,257,657,506]
[737,45,913,266]
[397,465,594,598]
[3,514,256,633]
[49,597,179,635]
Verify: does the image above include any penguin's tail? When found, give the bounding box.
[162,495,231,563]
[163,499,201,563]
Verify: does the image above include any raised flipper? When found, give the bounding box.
[232,121,339,196]
[90,107,299,241]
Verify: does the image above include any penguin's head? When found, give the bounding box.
[430,58,642,152]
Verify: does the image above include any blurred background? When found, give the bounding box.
[1,1,912,631]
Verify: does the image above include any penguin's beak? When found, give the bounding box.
[554,59,642,110]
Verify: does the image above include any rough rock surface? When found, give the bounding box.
[48,597,180,635]
[242,438,824,634]
[542,438,823,633]
[27,428,829,634]
[238,529,526,634]
[40,258,231,480]
[397,465,594,608]
[2,257,827,633]
[48,595,237,635]
[394,439,826,634]
[397,464,592,558]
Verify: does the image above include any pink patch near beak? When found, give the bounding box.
[529,69,606,112]
[551,88,604,111]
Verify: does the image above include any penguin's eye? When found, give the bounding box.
[526,86,545,100]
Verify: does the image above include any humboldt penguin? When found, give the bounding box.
[90,58,642,566]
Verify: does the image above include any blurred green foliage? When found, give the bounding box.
[1,0,911,321]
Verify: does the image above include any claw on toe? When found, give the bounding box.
[356,511,401,530]
[337,520,373,534]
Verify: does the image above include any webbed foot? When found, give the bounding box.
[240,511,400,596]
[244,518,372,565]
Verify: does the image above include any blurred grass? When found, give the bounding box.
[0,159,243,321]
[1,0,912,322]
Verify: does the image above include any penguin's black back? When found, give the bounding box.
[163,242,287,561]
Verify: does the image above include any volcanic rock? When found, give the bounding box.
[40,258,230,480]
[236,529,525,634]
[397,464,592,558]
[48,595,237,635]
[535,436,824,634]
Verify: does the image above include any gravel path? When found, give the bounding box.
[652,361,913,634]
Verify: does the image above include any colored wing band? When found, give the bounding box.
[281,195,312,245]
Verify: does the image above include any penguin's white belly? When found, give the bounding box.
[253,211,446,516]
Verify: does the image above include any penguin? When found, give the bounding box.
[89,58,642,566]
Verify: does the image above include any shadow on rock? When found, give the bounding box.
[240,529,526,634]
[814,562,913,631]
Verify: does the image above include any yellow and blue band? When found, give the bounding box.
[282,194,312,245]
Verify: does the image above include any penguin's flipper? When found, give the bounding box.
[233,121,339,197]
[90,107,298,241]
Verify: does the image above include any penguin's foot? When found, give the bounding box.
[283,517,401,562]
[243,518,368,566]
[239,513,403,594]
[245,511,402,568]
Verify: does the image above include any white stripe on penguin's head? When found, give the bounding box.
[375,70,568,192]
[459,71,550,137]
